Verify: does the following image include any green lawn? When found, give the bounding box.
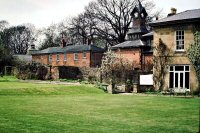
[0,77,199,133]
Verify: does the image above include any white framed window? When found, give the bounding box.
[64,53,67,61]
[175,30,184,51]
[49,54,52,62]
[74,53,78,60]
[83,52,87,59]
[56,54,60,62]
[169,65,190,90]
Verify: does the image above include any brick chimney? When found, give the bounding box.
[168,8,177,17]
[60,34,67,48]
[27,44,37,55]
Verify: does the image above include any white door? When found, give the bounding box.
[174,72,184,89]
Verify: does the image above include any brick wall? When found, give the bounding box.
[32,51,103,68]
[49,52,90,67]
[32,55,49,65]
[114,48,142,69]
[143,54,153,71]
[90,52,103,67]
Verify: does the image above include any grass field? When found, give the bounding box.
[0,76,199,133]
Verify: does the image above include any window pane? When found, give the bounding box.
[180,73,183,88]
[74,53,78,60]
[185,72,190,89]
[170,66,174,71]
[169,72,174,88]
[175,73,178,88]
[185,66,189,71]
[64,53,67,61]
[176,30,184,50]
[83,52,86,58]
[175,66,184,71]
[57,54,59,61]
[49,54,52,62]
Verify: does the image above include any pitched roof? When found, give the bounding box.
[112,40,145,49]
[150,9,200,26]
[32,45,104,55]
[130,0,148,17]
[142,31,153,37]
[63,45,104,52]
[14,55,32,62]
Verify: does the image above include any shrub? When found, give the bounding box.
[15,62,48,80]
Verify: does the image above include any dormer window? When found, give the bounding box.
[134,12,138,18]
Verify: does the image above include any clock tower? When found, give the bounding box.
[128,0,148,40]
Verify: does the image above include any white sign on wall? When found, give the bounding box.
[140,74,153,85]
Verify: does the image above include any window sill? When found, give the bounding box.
[175,50,186,53]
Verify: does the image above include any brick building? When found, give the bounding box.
[32,44,104,68]
[112,0,153,71]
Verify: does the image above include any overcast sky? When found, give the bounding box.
[0,0,199,28]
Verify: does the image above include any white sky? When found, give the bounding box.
[0,0,200,28]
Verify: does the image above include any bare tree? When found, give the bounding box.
[39,24,60,50]
[69,13,97,45]
[85,0,135,46]
[0,20,9,32]
[1,24,36,54]
[84,0,160,46]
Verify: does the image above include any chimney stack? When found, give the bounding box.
[171,8,177,14]
[61,38,67,47]
[60,34,67,48]
[27,44,37,55]
[156,16,159,20]
[31,44,35,50]
[168,8,177,17]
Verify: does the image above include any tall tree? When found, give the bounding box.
[69,13,97,45]
[83,0,159,46]
[1,25,36,54]
[0,44,14,73]
[0,20,9,32]
[39,24,61,50]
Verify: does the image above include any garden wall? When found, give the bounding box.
[51,66,101,81]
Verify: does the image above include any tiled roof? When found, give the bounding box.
[150,9,200,26]
[112,40,145,49]
[14,55,32,62]
[32,45,105,55]
[63,45,105,52]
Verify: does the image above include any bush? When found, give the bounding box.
[15,62,48,80]
[95,81,108,92]
[88,75,97,84]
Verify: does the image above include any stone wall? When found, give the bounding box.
[50,66,100,81]
[153,24,199,92]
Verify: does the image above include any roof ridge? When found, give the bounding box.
[161,8,200,20]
